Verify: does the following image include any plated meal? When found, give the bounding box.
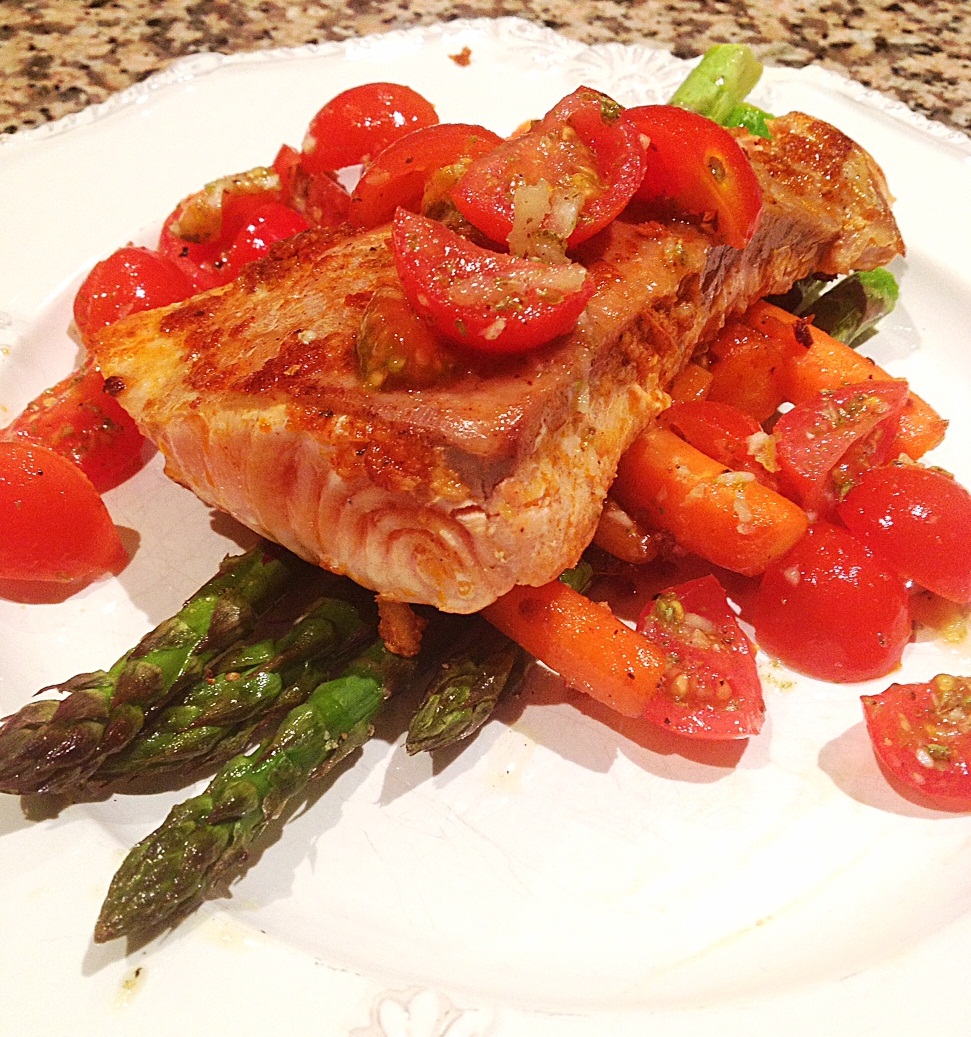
[2,19,971,1037]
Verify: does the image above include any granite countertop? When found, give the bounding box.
[3,1,970,139]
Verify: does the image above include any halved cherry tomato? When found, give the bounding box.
[2,366,149,492]
[452,86,646,253]
[390,208,594,354]
[159,186,309,290]
[621,105,763,249]
[773,380,909,516]
[862,675,971,804]
[300,82,439,174]
[659,399,779,489]
[0,441,126,584]
[73,246,194,340]
[349,123,504,229]
[273,143,351,229]
[752,522,911,683]
[838,462,971,604]
[637,574,764,739]
[221,201,312,281]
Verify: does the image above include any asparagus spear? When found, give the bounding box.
[0,545,303,796]
[405,621,529,754]
[800,267,900,347]
[97,596,373,780]
[669,44,764,124]
[406,565,590,754]
[94,640,415,942]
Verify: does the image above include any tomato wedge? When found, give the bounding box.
[452,86,646,254]
[621,105,763,249]
[838,462,971,604]
[73,246,194,340]
[659,399,779,489]
[349,123,504,229]
[637,575,764,739]
[390,209,593,354]
[3,366,149,492]
[300,82,439,173]
[158,172,310,290]
[0,441,126,584]
[752,522,911,683]
[863,675,971,804]
[773,380,909,516]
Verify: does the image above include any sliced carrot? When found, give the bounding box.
[743,301,948,459]
[612,424,808,577]
[483,580,664,717]
[668,361,713,404]
[704,318,793,423]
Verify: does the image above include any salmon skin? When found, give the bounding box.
[91,113,903,613]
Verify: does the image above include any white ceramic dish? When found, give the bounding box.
[2,17,971,1037]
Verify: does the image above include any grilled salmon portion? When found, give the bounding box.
[91,112,903,612]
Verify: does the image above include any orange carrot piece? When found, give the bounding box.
[743,301,948,458]
[612,424,808,577]
[668,361,713,404]
[704,318,793,423]
[483,580,664,717]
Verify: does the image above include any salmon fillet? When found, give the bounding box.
[91,112,904,613]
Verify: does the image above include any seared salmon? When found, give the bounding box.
[91,113,903,612]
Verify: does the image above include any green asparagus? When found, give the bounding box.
[405,622,529,754]
[97,596,373,780]
[669,44,764,124]
[0,546,304,796]
[94,640,415,942]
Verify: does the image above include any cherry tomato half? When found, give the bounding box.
[659,399,779,489]
[839,462,971,604]
[349,122,504,229]
[390,208,594,354]
[0,440,126,584]
[159,186,310,291]
[752,522,911,683]
[773,380,909,516]
[637,574,764,739]
[863,675,971,804]
[73,246,194,341]
[452,86,646,253]
[300,82,439,174]
[2,366,149,492]
[221,201,312,281]
[621,105,763,249]
[273,143,351,229]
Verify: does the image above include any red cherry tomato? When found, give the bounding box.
[752,522,911,683]
[452,86,646,252]
[391,209,594,355]
[273,143,351,229]
[300,82,439,174]
[159,189,310,290]
[773,380,909,516]
[621,105,763,249]
[659,399,779,489]
[839,462,971,604]
[2,366,149,492]
[349,123,504,229]
[637,574,765,739]
[0,441,126,584]
[862,675,971,805]
[73,246,194,340]
[222,201,312,280]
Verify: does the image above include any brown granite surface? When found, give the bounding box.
[2,1,969,138]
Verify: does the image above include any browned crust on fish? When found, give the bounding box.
[91,113,903,612]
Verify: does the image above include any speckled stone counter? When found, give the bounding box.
[3,1,969,138]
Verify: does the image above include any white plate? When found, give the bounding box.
[2,17,971,1037]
